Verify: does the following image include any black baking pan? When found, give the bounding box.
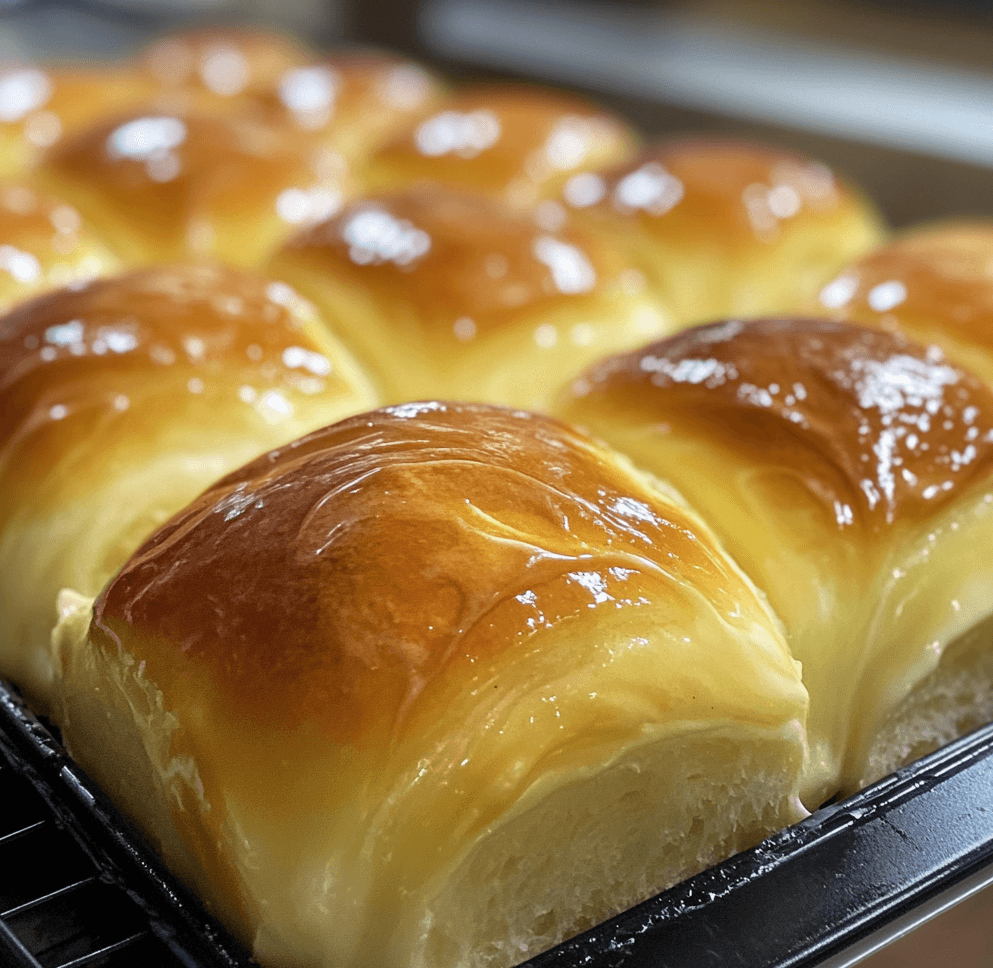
[4,675,993,968]
[0,679,257,968]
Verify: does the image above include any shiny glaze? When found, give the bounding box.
[564,138,860,247]
[364,85,638,207]
[255,51,445,163]
[560,138,884,323]
[565,317,993,528]
[37,109,350,266]
[0,65,158,175]
[275,186,634,340]
[91,401,800,747]
[0,263,356,454]
[0,183,119,310]
[141,34,444,164]
[140,28,313,105]
[816,222,993,376]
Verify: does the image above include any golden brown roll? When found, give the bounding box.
[0,64,159,177]
[0,183,120,311]
[34,109,352,268]
[561,138,886,327]
[256,51,446,167]
[139,28,315,109]
[362,85,638,210]
[813,221,993,385]
[0,263,377,707]
[139,32,444,166]
[268,185,670,409]
[53,401,808,968]
[557,318,993,802]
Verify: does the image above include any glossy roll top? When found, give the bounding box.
[558,317,993,800]
[0,63,159,176]
[0,183,120,311]
[0,263,377,705]
[254,50,446,165]
[561,138,886,326]
[363,84,639,208]
[815,220,993,385]
[55,401,808,968]
[269,185,670,408]
[139,28,316,109]
[141,33,447,168]
[35,109,352,268]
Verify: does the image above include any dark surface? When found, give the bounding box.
[522,726,993,968]
[4,676,993,968]
[0,682,257,968]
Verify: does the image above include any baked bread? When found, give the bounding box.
[556,317,993,802]
[0,263,377,707]
[0,183,120,311]
[53,401,809,968]
[0,63,159,177]
[142,33,447,170]
[362,84,639,210]
[814,220,993,385]
[1,28,979,968]
[256,51,446,167]
[33,109,353,268]
[268,185,670,409]
[139,28,316,110]
[560,138,886,327]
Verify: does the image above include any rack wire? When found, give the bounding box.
[0,682,256,968]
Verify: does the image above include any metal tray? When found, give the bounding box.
[0,680,256,968]
[4,676,993,968]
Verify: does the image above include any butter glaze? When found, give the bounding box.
[270,186,669,407]
[0,64,158,176]
[0,183,120,310]
[568,317,993,527]
[278,186,623,336]
[0,263,357,449]
[0,263,376,705]
[141,34,445,166]
[567,139,847,239]
[816,221,993,384]
[364,85,638,207]
[559,316,993,802]
[257,51,445,163]
[140,28,314,105]
[562,138,885,325]
[65,401,808,968]
[36,109,350,267]
[94,401,793,743]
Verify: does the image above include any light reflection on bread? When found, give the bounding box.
[0,24,989,968]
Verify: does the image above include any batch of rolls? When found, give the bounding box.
[1,24,992,968]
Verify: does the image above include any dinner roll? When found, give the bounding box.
[140,28,315,111]
[141,33,445,169]
[0,183,120,311]
[0,63,158,177]
[268,185,670,409]
[362,85,638,210]
[53,401,808,968]
[258,51,446,167]
[561,138,886,327]
[0,264,377,707]
[557,318,993,802]
[814,221,993,385]
[34,109,351,268]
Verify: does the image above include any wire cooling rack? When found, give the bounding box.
[0,681,256,968]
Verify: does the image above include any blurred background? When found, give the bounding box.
[3,0,993,963]
[2,0,993,227]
